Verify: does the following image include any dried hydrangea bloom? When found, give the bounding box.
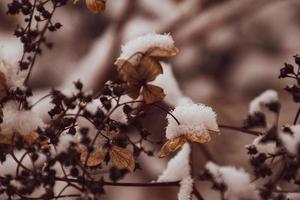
[157,143,191,182]
[206,162,258,200]
[159,101,218,157]
[115,33,179,103]
[249,89,279,115]
[0,101,45,144]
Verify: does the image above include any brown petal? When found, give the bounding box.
[116,59,141,83]
[142,84,165,104]
[158,136,187,158]
[85,0,106,14]
[125,83,141,99]
[109,145,135,172]
[186,133,211,144]
[146,46,179,57]
[139,56,163,82]
[80,147,106,167]
[24,132,39,145]
[0,71,8,99]
[0,134,13,145]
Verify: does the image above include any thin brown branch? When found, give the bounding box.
[219,124,262,136]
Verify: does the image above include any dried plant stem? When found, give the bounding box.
[219,124,262,136]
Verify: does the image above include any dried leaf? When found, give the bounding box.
[85,0,106,14]
[146,46,179,57]
[0,134,13,145]
[186,133,211,144]
[158,135,187,158]
[80,147,106,167]
[109,146,135,172]
[0,71,8,99]
[24,132,39,145]
[142,84,165,104]
[139,56,163,82]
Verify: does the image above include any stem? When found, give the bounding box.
[219,124,262,136]
[293,106,300,125]
[151,103,180,125]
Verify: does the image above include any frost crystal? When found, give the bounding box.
[1,101,45,137]
[157,143,191,182]
[206,162,258,200]
[280,125,300,155]
[178,176,193,200]
[0,60,26,90]
[166,101,218,139]
[249,89,278,115]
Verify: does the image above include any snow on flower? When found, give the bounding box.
[0,60,26,91]
[178,176,193,200]
[246,135,277,155]
[249,89,278,115]
[166,101,219,140]
[206,162,259,200]
[117,33,178,65]
[157,143,191,182]
[0,101,45,137]
[279,125,300,155]
[152,62,184,106]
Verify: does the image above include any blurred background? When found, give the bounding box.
[1,0,300,199]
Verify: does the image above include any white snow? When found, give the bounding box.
[0,101,45,137]
[0,60,26,91]
[152,62,184,107]
[246,135,277,155]
[178,176,193,200]
[249,89,278,115]
[117,33,177,65]
[165,101,219,140]
[157,143,191,182]
[206,162,258,200]
[280,125,300,155]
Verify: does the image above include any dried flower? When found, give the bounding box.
[159,101,218,157]
[85,0,106,14]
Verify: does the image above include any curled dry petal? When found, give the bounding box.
[158,133,213,158]
[158,135,187,158]
[146,46,179,57]
[85,0,106,14]
[186,133,211,144]
[109,145,135,172]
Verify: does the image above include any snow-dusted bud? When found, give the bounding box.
[205,162,258,200]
